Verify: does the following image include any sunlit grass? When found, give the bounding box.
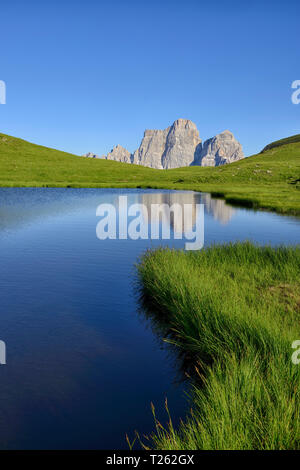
[0,133,300,215]
[137,243,300,449]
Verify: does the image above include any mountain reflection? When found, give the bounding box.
[0,188,235,235]
[139,191,235,234]
[201,193,236,224]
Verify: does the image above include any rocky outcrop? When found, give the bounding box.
[133,128,169,169]
[87,119,244,169]
[162,119,202,169]
[133,119,202,169]
[196,130,244,167]
[83,152,102,159]
[106,145,132,164]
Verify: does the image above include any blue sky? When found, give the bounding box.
[0,0,299,157]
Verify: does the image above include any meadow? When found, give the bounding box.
[0,133,300,215]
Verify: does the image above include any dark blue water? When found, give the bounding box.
[0,188,299,449]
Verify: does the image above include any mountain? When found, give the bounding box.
[83,152,102,159]
[195,130,244,167]
[133,119,203,169]
[85,119,244,169]
[106,145,132,163]
[133,128,170,169]
[0,131,299,215]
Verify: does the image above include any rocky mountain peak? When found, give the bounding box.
[106,145,132,163]
[197,130,244,167]
[89,119,244,169]
[172,118,198,130]
[161,119,202,169]
[83,152,101,159]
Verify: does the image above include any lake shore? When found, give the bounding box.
[137,242,300,450]
[1,133,300,216]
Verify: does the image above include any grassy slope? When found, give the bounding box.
[137,243,300,450]
[261,134,300,153]
[0,133,299,215]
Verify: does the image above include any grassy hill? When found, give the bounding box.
[261,134,300,153]
[0,132,299,215]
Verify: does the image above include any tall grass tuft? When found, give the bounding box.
[137,242,300,449]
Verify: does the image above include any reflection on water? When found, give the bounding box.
[0,188,299,449]
[201,193,236,224]
[0,189,235,236]
[140,192,235,233]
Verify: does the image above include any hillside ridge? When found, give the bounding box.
[0,131,299,215]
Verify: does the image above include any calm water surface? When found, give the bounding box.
[0,188,299,449]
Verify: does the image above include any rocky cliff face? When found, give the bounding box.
[83,152,102,159]
[86,119,244,168]
[106,145,132,163]
[133,119,202,169]
[133,128,169,169]
[196,130,244,167]
[162,119,202,169]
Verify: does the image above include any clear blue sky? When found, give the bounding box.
[1,0,299,157]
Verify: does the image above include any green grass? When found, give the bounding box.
[137,243,300,450]
[261,134,300,153]
[0,132,300,215]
